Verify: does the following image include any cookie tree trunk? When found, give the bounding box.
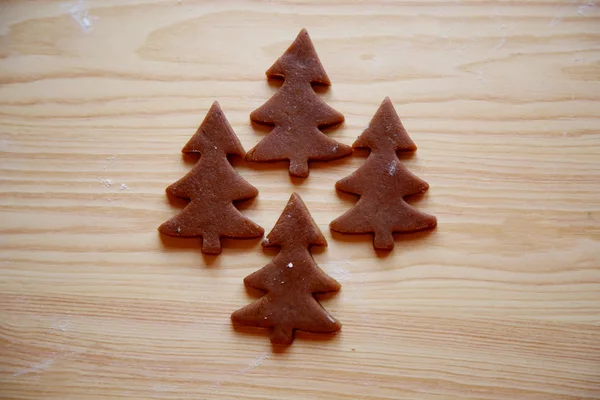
[159,102,264,255]
[330,97,437,250]
[231,193,341,345]
[246,29,352,178]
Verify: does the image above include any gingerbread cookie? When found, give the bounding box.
[330,97,437,250]
[246,29,352,177]
[231,193,341,345]
[159,101,264,254]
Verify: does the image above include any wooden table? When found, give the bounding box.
[1,1,599,399]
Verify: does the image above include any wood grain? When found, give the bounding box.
[1,0,599,399]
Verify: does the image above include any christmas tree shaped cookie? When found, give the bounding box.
[246,29,352,177]
[330,98,437,250]
[231,193,341,345]
[159,102,264,254]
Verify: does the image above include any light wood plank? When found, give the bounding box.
[1,0,599,399]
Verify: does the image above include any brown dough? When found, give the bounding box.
[231,193,341,345]
[330,97,437,250]
[158,101,264,254]
[246,28,352,177]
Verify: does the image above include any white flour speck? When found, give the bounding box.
[99,178,112,188]
[120,183,128,191]
[81,15,91,29]
[176,226,181,233]
[287,262,293,268]
[473,69,487,83]
[13,357,56,377]
[550,4,570,26]
[387,162,396,176]
[64,0,98,32]
[51,316,72,332]
[493,36,506,50]
[251,352,268,368]
[328,260,353,283]
[236,352,270,375]
[578,2,595,15]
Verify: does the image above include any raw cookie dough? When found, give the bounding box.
[231,193,341,345]
[330,97,437,250]
[159,101,264,254]
[246,29,352,177]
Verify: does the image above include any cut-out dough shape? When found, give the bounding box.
[159,101,264,254]
[231,193,341,345]
[330,97,437,250]
[246,29,352,177]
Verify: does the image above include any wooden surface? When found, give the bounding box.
[1,0,599,399]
